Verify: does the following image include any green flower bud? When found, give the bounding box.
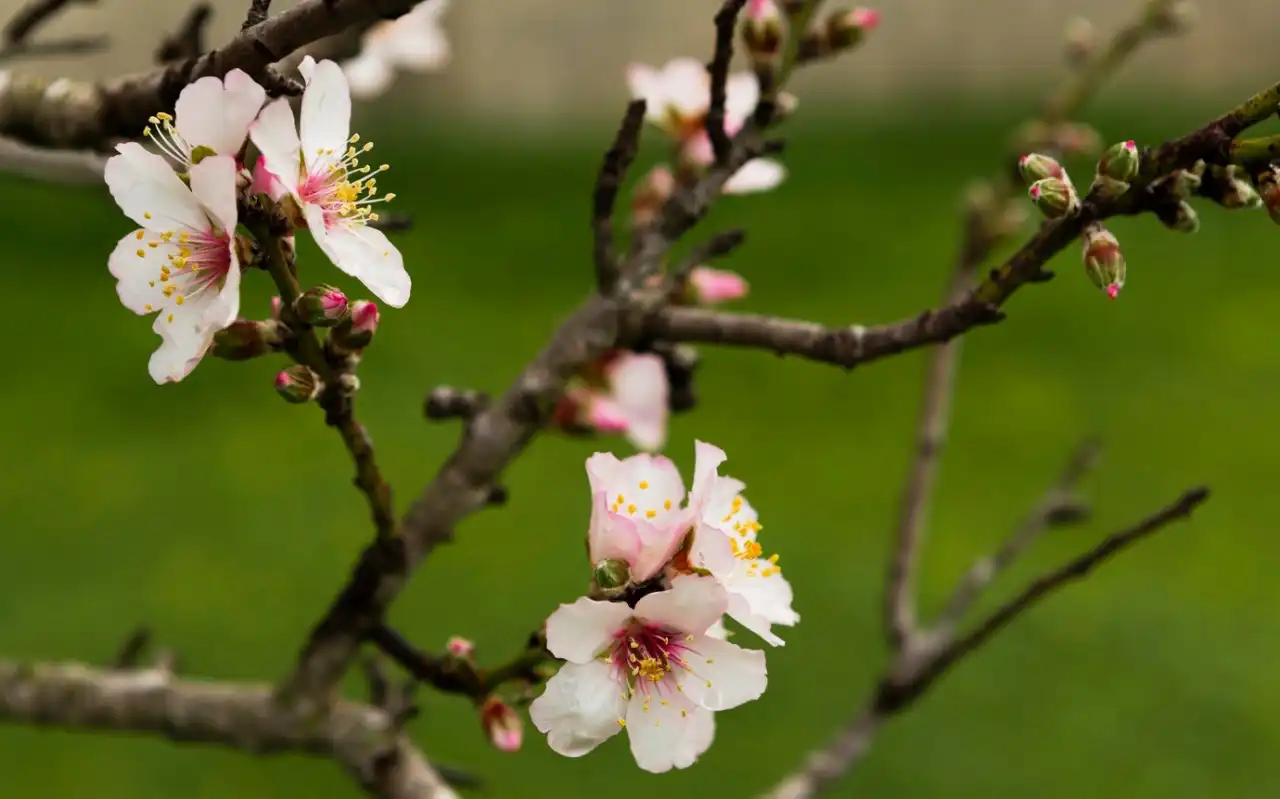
[1097,140,1139,183]
[294,284,349,327]
[1082,223,1125,300]
[212,319,284,361]
[274,365,322,404]
[1028,177,1079,218]
[1018,152,1066,184]
[592,558,630,590]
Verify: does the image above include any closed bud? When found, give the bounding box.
[1028,177,1079,218]
[633,166,676,229]
[1018,153,1066,184]
[826,7,880,50]
[212,319,283,361]
[1082,223,1125,300]
[294,285,349,327]
[1258,169,1280,225]
[1097,140,1140,183]
[330,300,380,351]
[742,0,785,64]
[592,558,631,590]
[274,365,322,404]
[479,696,523,753]
[1217,166,1261,209]
[1158,200,1200,233]
[446,637,475,659]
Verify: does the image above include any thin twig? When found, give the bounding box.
[241,0,271,31]
[0,0,104,63]
[593,100,646,294]
[367,625,548,701]
[706,0,748,164]
[424,386,489,422]
[154,3,212,64]
[0,136,105,182]
[669,228,747,288]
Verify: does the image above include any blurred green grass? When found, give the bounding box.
[2,101,1279,798]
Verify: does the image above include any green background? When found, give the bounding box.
[1,97,1277,797]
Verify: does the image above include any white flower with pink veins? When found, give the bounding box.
[529,575,767,772]
[250,57,411,308]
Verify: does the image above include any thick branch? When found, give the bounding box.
[0,659,457,799]
[0,0,422,148]
[0,0,105,63]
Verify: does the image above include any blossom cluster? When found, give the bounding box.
[105,58,410,383]
[530,442,798,772]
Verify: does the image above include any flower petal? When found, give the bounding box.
[299,58,352,171]
[104,142,207,232]
[585,452,624,496]
[586,394,629,433]
[147,316,210,384]
[342,51,396,101]
[544,596,634,663]
[723,72,761,126]
[248,99,301,196]
[662,58,712,118]
[313,221,411,308]
[603,453,686,525]
[689,266,748,304]
[588,492,644,568]
[730,563,799,627]
[628,515,690,583]
[625,62,664,121]
[108,231,171,315]
[175,70,265,156]
[607,353,668,453]
[634,574,727,634]
[530,661,627,757]
[688,440,728,515]
[187,155,238,234]
[725,591,785,647]
[724,158,786,195]
[688,522,737,576]
[625,691,714,773]
[677,633,767,710]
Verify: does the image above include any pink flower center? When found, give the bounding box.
[133,223,231,322]
[298,136,393,229]
[609,621,692,699]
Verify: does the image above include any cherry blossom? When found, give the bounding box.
[250,57,411,308]
[529,575,766,772]
[105,146,242,383]
[143,70,266,170]
[342,0,452,100]
[688,266,749,305]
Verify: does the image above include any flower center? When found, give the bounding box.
[610,478,678,523]
[143,112,193,168]
[721,495,780,577]
[607,621,706,724]
[299,133,395,228]
[133,219,231,323]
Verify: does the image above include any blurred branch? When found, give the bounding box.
[0,0,425,149]
[0,0,106,63]
[154,3,212,64]
[593,100,646,294]
[424,386,489,422]
[0,135,105,182]
[762,482,1210,799]
[0,639,457,799]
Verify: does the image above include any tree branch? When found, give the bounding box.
[154,3,212,64]
[0,658,458,799]
[0,0,105,63]
[593,100,646,294]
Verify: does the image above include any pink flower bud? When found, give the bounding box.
[446,637,475,658]
[275,365,323,403]
[1028,177,1079,219]
[270,296,283,320]
[351,300,380,334]
[742,0,785,63]
[295,284,350,327]
[1082,223,1125,299]
[330,300,380,352]
[688,267,749,305]
[1018,153,1067,184]
[827,7,879,49]
[212,319,284,361]
[480,696,523,753]
[633,165,676,229]
[586,395,630,433]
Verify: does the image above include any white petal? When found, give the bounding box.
[723,72,761,126]
[729,563,799,627]
[625,62,664,119]
[688,523,737,576]
[147,316,210,384]
[187,155,238,234]
[607,353,669,453]
[544,596,633,664]
[108,231,172,314]
[313,220,411,308]
[200,242,241,333]
[175,70,265,156]
[676,633,767,710]
[661,58,712,118]
[382,17,450,70]
[530,661,627,757]
[104,142,208,232]
[724,158,786,195]
[300,59,352,171]
[634,574,727,634]
[342,51,396,100]
[298,55,318,82]
[687,440,728,515]
[248,99,301,196]
[604,453,686,527]
[628,515,691,583]
[585,452,624,496]
[625,692,714,773]
[704,618,729,640]
[588,492,643,568]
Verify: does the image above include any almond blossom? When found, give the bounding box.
[559,351,669,452]
[250,57,411,308]
[529,575,766,772]
[143,69,266,169]
[626,58,787,195]
[342,0,451,100]
[105,146,242,383]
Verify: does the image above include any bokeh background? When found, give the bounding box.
[2,0,1279,797]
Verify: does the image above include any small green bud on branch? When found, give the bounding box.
[294,285,350,327]
[1082,222,1126,300]
[275,365,323,404]
[212,320,285,361]
[1028,177,1079,219]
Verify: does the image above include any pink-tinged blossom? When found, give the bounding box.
[342,0,451,100]
[250,57,410,308]
[558,352,670,452]
[480,696,524,752]
[143,70,266,169]
[105,147,242,383]
[447,636,475,658]
[688,266,748,304]
[529,576,766,772]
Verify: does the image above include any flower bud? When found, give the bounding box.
[479,696,523,753]
[270,296,283,320]
[1258,169,1280,225]
[742,0,785,64]
[212,319,284,361]
[1171,168,1201,197]
[826,7,880,50]
[294,285,349,327]
[1028,177,1079,218]
[1082,223,1125,299]
[1097,140,1139,183]
[1018,153,1066,184]
[1214,166,1262,209]
[592,558,631,590]
[275,365,322,403]
[687,267,749,305]
[446,637,475,659]
[633,165,676,229]
[330,300,380,351]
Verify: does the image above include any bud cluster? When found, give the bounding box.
[1019,153,1080,219]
